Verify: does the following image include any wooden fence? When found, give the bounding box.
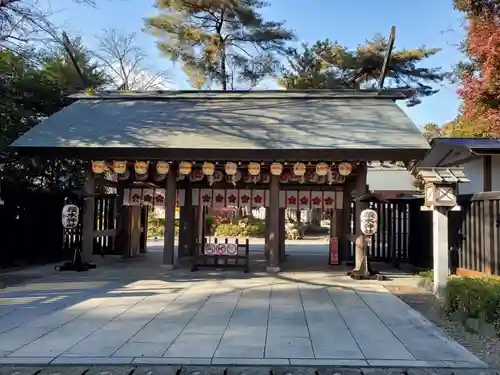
[448,192,500,276]
[349,198,411,265]
[0,187,67,267]
[387,192,500,276]
[2,185,497,275]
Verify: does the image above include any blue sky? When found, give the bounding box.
[46,0,465,128]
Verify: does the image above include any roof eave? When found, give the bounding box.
[8,146,429,161]
[68,88,415,101]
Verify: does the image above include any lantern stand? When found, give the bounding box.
[55,197,97,272]
[418,167,469,298]
[347,195,385,281]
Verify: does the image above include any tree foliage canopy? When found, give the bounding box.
[145,0,295,89]
[280,36,449,106]
[0,37,107,190]
[453,0,500,136]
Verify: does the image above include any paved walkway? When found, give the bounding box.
[0,247,487,368]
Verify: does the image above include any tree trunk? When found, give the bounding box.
[220,46,227,90]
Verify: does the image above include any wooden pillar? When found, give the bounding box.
[340,186,352,264]
[196,206,204,242]
[279,208,286,261]
[114,184,125,253]
[354,165,368,270]
[483,155,492,192]
[163,164,177,268]
[267,174,280,272]
[82,167,95,262]
[432,206,450,298]
[264,208,270,260]
[178,205,186,255]
[179,184,194,257]
[185,184,193,255]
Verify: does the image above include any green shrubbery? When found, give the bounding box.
[147,216,179,238]
[214,217,266,237]
[148,213,328,239]
[444,276,500,335]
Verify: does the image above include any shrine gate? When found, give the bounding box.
[8,89,430,272]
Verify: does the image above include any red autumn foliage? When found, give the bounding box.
[455,0,500,136]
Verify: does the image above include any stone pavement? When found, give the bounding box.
[0,263,487,369]
[0,365,498,375]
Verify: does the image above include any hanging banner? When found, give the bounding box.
[142,189,154,205]
[135,161,148,175]
[270,162,283,176]
[179,161,192,175]
[293,162,306,176]
[329,237,339,265]
[156,161,169,175]
[248,162,260,176]
[315,162,329,176]
[113,161,127,174]
[130,188,142,205]
[338,162,352,176]
[92,161,105,174]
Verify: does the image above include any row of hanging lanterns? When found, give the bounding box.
[92,160,353,177]
[92,160,171,175]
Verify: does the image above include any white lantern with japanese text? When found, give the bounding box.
[338,162,352,176]
[270,162,283,176]
[315,162,329,176]
[62,204,80,229]
[225,162,237,175]
[202,162,215,176]
[156,161,170,175]
[178,161,192,175]
[248,162,260,176]
[92,161,105,174]
[113,161,126,174]
[293,162,306,176]
[360,209,378,236]
[135,161,148,175]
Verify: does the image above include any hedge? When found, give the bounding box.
[444,276,500,335]
[214,217,266,237]
[147,216,179,238]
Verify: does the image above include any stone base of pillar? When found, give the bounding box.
[266,266,281,273]
[161,264,175,270]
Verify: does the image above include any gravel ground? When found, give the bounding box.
[386,284,500,368]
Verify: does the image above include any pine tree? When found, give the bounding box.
[280,36,449,106]
[145,0,294,90]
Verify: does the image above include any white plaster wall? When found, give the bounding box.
[491,155,500,191]
[458,158,484,194]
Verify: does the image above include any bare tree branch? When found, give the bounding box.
[93,28,171,90]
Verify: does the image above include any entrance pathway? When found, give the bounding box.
[0,249,487,368]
